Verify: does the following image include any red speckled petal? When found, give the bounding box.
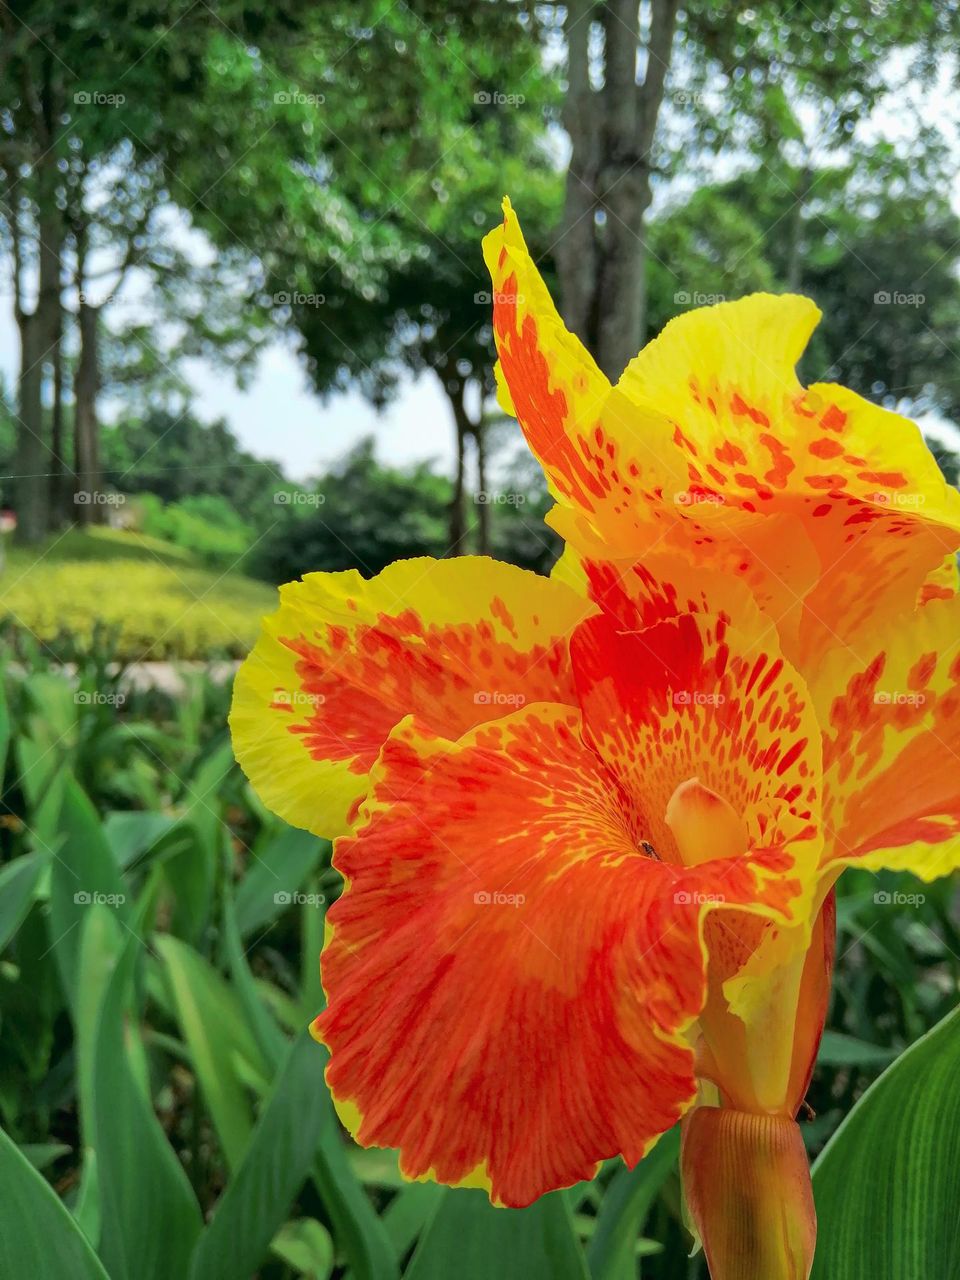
[315,703,815,1207]
[484,201,960,665]
[230,557,589,837]
[570,607,822,873]
[814,593,960,877]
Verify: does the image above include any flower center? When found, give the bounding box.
[665,776,748,866]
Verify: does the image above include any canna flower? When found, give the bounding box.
[231,553,828,1215]
[483,198,960,671]
[229,203,960,1279]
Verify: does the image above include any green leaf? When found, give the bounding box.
[270,1218,334,1279]
[47,777,128,1013]
[102,811,179,868]
[234,825,327,940]
[92,936,202,1280]
[586,1128,680,1280]
[155,934,268,1171]
[0,1125,109,1280]
[0,852,46,952]
[817,1030,896,1069]
[812,1006,960,1279]
[405,1188,589,1280]
[187,1031,330,1280]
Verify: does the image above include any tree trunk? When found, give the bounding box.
[474,424,490,555]
[435,364,473,552]
[13,64,63,545]
[555,0,600,343]
[49,302,67,526]
[556,0,680,376]
[74,301,103,527]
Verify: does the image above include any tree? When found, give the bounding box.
[543,1,960,376]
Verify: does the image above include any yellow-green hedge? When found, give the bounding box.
[0,529,276,660]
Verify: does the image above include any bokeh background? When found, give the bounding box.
[1,3,959,1278]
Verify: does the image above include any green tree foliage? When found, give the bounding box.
[101,408,282,515]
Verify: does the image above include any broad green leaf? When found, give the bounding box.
[187,1031,331,1280]
[0,1125,109,1280]
[73,906,126,1252]
[0,669,10,781]
[405,1188,589,1280]
[222,887,288,1069]
[17,1141,71,1171]
[47,778,128,1012]
[378,1183,444,1261]
[220,911,397,1280]
[0,851,46,952]
[817,1030,896,1069]
[155,934,268,1171]
[812,1006,960,1279]
[587,1128,680,1280]
[164,739,234,941]
[271,1218,334,1279]
[102,810,179,868]
[234,825,327,939]
[93,936,202,1280]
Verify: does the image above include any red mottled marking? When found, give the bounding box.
[858,471,908,488]
[809,438,845,460]
[820,405,847,432]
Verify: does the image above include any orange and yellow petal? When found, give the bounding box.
[813,593,960,879]
[314,703,814,1207]
[486,201,960,665]
[229,556,588,838]
[481,198,684,516]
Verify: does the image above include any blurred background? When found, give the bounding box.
[1,3,959,1278]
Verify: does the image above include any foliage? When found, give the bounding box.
[101,409,283,516]
[137,494,255,570]
[0,634,956,1278]
[0,528,274,660]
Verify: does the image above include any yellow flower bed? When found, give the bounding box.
[0,528,275,660]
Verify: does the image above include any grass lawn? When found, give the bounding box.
[0,526,277,660]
